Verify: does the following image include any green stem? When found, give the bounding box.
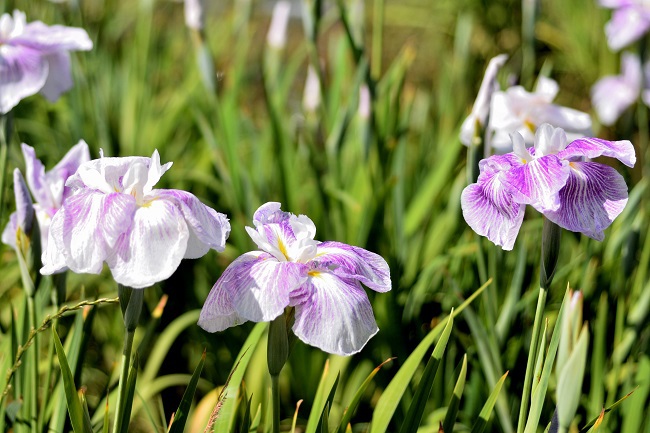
[26,295,39,433]
[0,112,13,228]
[271,374,281,433]
[112,328,135,433]
[517,287,547,433]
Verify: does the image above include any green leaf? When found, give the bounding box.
[307,361,340,433]
[168,349,206,433]
[212,322,266,432]
[52,326,91,433]
[578,387,637,433]
[370,280,490,433]
[442,354,468,433]
[470,371,509,433]
[118,352,139,433]
[337,358,394,433]
[399,313,453,433]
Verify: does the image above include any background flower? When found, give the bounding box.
[0,10,93,113]
[40,150,230,288]
[600,0,650,51]
[591,52,643,125]
[199,202,391,356]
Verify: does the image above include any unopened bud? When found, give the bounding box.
[540,218,561,289]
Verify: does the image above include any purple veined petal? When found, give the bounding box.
[21,143,51,206]
[107,198,189,288]
[252,201,289,226]
[591,52,642,126]
[605,6,650,51]
[291,272,379,356]
[461,169,526,251]
[198,252,267,330]
[229,256,306,323]
[246,221,297,262]
[459,54,508,146]
[311,241,391,292]
[543,161,629,241]
[500,154,569,212]
[40,208,68,274]
[49,140,90,205]
[0,44,48,114]
[560,137,636,168]
[13,20,93,52]
[479,150,525,174]
[42,190,136,275]
[153,189,230,258]
[39,51,72,102]
[1,212,19,250]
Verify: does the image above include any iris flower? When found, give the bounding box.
[0,10,93,113]
[41,150,230,288]
[2,168,34,252]
[461,124,635,250]
[198,202,391,356]
[488,77,592,153]
[600,0,650,51]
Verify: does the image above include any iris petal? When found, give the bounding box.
[461,169,525,251]
[560,137,636,167]
[291,273,378,356]
[0,45,48,113]
[311,241,391,292]
[543,162,629,241]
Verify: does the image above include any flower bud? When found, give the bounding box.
[267,311,290,377]
[540,218,561,289]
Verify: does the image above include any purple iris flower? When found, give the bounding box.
[591,52,643,126]
[40,150,231,289]
[0,10,93,113]
[599,0,650,51]
[198,202,391,356]
[461,124,636,250]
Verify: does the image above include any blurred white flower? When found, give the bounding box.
[303,65,320,112]
[267,1,291,49]
[184,0,204,31]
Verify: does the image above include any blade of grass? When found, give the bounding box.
[442,354,468,433]
[470,371,509,433]
[168,349,206,433]
[307,360,340,433]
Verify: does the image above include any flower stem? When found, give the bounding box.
[271,374,281,433]
[113,328,135,433]
[26,294,39,433]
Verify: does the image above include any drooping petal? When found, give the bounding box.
[39,51,72,101]
[536,105,592,138]
[13,20,93,52]
[107,198,189,288]
[591,52,642,126]
[543,162,629,240]
[560,137,636,167]
[154,189,230,258]
[1,212,19,250]
[605,6,650,51]
[0,44,48,113]
[311,241,391,292]
[500,154,569,212]
[42,190,136,275]
[461,169,526,251]
[291,272,379,356]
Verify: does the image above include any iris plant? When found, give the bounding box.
[0,10,92,113]
[199,202,391,356]
[41,149,231,288]
[461,124,636,250]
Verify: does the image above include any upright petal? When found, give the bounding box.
[291,273,378,356]
[48,140,90,205]
[560,137,636,167]
[21,143,51,207]
[107,198,189,288]
[543,162,629,240]
[311,241,391,292]
[252,202,289,226]
[13,168,34,234]
[154,189,230,257]
[0,45,48,113]
[461,169,526,250]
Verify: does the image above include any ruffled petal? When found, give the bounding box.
[43,190,136,275]
[543,162,629,240]
[153,190,230,258]
[107,198,189,288]
[0,45,48,113]
[461,169,526,250]
[311,241,391,292]
[500,155,569,212]
[291,273,379,356]
[39,51,72,102]
[605,7,650,51]
[560,137,636,167]
[14,20,93,52]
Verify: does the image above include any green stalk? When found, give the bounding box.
[112,328,135,433]
[271,374,281,433]
[26,294,39,433]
